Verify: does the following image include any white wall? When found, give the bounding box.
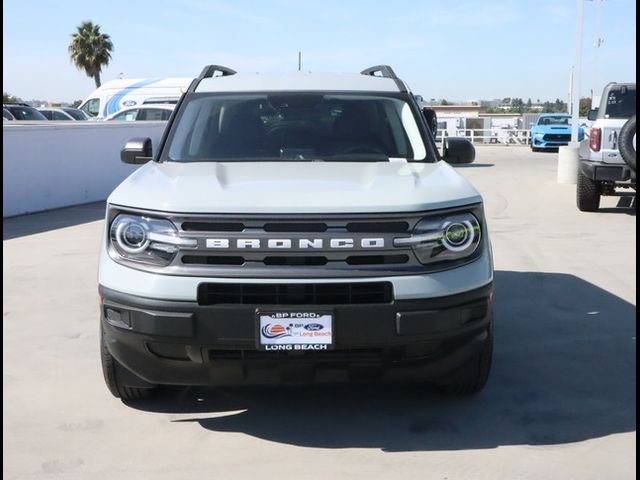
[3,122,167,217]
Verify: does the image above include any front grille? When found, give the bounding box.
[543,133,570,141]
[197,281,393,305]
[164,212,431,277]
[181,254,409,267]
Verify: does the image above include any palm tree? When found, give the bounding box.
[68,21,113,88]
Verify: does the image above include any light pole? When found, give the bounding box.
[593,0,604,97]
[558,0,585,184]
[571,0,584,143]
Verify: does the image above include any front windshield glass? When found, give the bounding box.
[165,93,427,162]
[538,116,570,126]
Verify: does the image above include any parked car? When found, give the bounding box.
[3,104,48,121]
[530,114,584,151]
[38,107,91,121]
[577,82,636,211]
[3,108,15,121]
[104,104,174,121]
[99,64,493,401]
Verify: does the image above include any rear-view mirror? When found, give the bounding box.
[443,137,475,164]
[587,109,599,121]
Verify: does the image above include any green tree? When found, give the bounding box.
[579,97,592,116]
[68,21,113,88]
[440,99,450,106]
[70,99,83,108]
[526,98,533,110]
[3,92,21,103]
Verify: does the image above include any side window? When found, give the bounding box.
[139,108,169,121]
[81,98,100,117]
[52,111,69,120]
[39,111,53,120]
[112,109,139,121]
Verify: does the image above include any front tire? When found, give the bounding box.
[101,329,156,400]
[438,328,493,394]
[576,171,601,212]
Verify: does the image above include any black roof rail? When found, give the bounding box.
[188,65,237,92]
[360,65,407,93]
[360,65,398,79]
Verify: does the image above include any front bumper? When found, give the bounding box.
[100,283,493,385]
[532,137,570,149]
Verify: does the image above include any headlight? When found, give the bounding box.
[394,212,481,265]
[109,214,197,266]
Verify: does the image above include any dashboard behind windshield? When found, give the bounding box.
[164,93,428,162]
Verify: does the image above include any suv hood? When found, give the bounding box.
[108,161,482,214]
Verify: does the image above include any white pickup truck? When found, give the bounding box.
[98,64,494,400]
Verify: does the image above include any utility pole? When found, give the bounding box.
[593,0,604,97]
[558,0,585,184]
[571,0,584,143]
[298,51,302,71]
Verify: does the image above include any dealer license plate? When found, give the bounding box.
[256,311,334,351]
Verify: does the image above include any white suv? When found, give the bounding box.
[577,82,636,211]
[99,64,494,400]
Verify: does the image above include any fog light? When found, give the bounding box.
[105,307,131,328]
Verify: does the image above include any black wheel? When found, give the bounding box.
[576,171,601,212]
[438,327,493,394]
[619,115,636,172]
[101,329,155,400]
[531,147,539,152]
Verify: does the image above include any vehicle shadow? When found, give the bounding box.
[126,271,636,451]
[3,201,105,240]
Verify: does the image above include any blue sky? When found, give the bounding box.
[3,0,636,103]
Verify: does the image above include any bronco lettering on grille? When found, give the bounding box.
[205,238,385,249]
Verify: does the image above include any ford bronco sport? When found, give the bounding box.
[99,65,494,400]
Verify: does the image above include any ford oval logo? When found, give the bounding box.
[122,100,137,107]
[304,323,324,331]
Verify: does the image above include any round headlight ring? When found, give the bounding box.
[115,220,150,254]
[441,220,475,252]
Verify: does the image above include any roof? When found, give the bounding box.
[195,72,402,93]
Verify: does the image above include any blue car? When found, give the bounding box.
[530,114,584,151]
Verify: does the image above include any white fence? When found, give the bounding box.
[437,129,532,145]
[3,122,167,217]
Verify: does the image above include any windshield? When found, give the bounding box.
[538,116,570,126]
[7,106,47,120]
[63,108,88,120]
[164,93,427,162]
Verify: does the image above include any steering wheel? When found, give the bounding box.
[336,145,386,155]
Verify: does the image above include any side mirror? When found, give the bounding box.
[587,108,599,121]
[121,137,152,164]
[443,137,475,164]
[422,107,438,138]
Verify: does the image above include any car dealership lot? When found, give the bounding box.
[3,147,635,480]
